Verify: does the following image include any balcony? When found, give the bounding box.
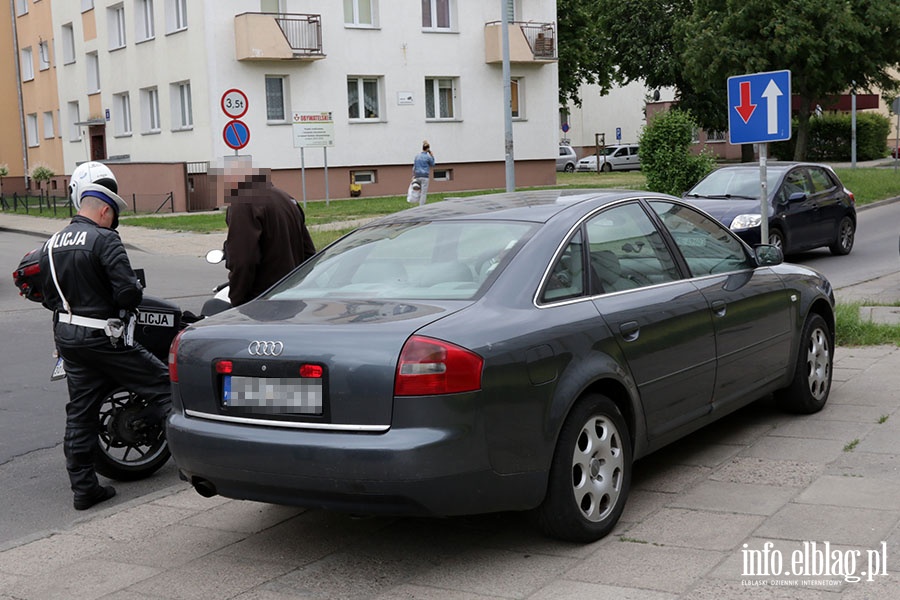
[234,13,324,61]
[484,21,556,64]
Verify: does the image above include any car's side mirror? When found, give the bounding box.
[206,249,225,264]
[788,191,807,203]
[754,244,783,266]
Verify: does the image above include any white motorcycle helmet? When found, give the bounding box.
[69,161,128,228]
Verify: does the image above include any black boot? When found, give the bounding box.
[73,485,117,510]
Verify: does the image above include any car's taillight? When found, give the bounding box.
[394,335,483,396]
[215,360,233,374]
[845,188,855,204]
[168,330,185,382]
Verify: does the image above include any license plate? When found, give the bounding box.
[136,310,175,327]
[223,375,323,415]
[51,357,66,380]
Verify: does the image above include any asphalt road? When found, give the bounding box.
[0,199,897,546]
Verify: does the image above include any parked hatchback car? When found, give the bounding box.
[557,145,578,172]
[683,162,856,256]
[168,190,835,543]
[576,144,641,172]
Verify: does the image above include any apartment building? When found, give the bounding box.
[6,0,560,208]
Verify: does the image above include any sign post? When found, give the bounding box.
[727,70,791,247]
[292,111,335,206]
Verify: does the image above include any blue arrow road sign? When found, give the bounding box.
[727,70,791,145]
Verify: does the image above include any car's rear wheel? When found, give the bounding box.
[536,394,631,542]
[776,313,832,414]
[828,217,855,255]
[564,163,575,173]
[768,227,786,254]
[601,162,612,172]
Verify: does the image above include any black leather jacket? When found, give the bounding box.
[40,215,143,344]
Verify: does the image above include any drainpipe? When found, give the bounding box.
[9,0,30,188]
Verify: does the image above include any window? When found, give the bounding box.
[265,75,288,122]
[38,41,51,70]
[706,130,726,142]
[136,0,155,42]
[20,47,34,82]
[651,201,752,276]
[81,0,94,11]
[86,52,100,93]
[347,76,382,120]
[344,0,377,27]
[68,101,82,141]
[260,0,285,13]
[26,114,39,147]
[166,0,187,33]
[108,4,126,50]
[171,81,193,129]
[433,169,452,181]
[807,167,836,194]
[61,23,76,64]
[351,170,376,184]
[421,0,453,30]
[43,112,55,139]
[510,77,522,119]
[15,0,27,16]
[113,92,132,135]
[425,77,458,120]
[542,230,585,302]
[141,86,160,133]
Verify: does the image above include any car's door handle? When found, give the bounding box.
[711,300,727,317]
[619,321,640,342]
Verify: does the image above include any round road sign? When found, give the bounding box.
[223,119,250,150]
[221,89,248,119]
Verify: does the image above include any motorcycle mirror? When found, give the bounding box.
[206,249,225,264]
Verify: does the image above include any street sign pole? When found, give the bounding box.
[759,143,768,245]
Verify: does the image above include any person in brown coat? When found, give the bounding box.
[221,157,316,306]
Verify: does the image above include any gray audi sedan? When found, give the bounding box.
[167,190,835,543]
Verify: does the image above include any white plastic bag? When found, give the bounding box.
[406,179,421,204]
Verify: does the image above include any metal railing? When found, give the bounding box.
[274,13,323,56]
[486,20,556,60]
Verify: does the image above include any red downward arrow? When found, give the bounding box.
[736,81,756,124]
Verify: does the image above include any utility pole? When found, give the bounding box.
[501,1,514,192]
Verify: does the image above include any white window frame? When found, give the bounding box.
[351,170,376,184]
[265,75,289,122]
[43,111,55,139]
[114,92,132,136]
[26,114,39,147]
[38,40,51,71]
[68,101,82,141]
[21,47,34,82]
[425,77,459,120]
[166,0,187,34]
[510,77,523,120]
[136,0,155,42]
[344,0,378,27]
[108,4,126,50]
[86,51,100,93]
[81,0,94,12]
[15,0,28,17]
[421,0,456,31]
[347,76,383,121]
[433,168,452,181]
[61,23,76,64]
[171,81,193,130]
[141,86,160,133]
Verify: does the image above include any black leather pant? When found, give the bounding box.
[58,340,171,498]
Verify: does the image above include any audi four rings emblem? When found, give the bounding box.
[248,341,284,356]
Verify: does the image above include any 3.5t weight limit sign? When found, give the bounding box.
[221,89,248,119]
[727,70,791,145]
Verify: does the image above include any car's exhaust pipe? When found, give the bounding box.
[191,477,218,498]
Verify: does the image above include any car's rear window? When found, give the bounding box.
[267,221,536,301]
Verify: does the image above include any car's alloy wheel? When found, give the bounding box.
[565,163,575,173]
[768,228,785,253]
[536,394,632,542]
[601,162,612,172]
[776,313,832,414]
[828,217,855,255]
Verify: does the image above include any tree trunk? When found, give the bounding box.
[793,102,811,161]
[741,144,755,162]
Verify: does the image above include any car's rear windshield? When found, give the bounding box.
[266,220,536,301]
[688,168,783,199]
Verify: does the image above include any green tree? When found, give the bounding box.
[680,0,900,160]
[639,108,717,196]
[0,163,8,195]
[557,0,612,105]
[29,164,55,192]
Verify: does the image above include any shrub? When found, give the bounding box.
[639,109,717,196]
[29,164,56,187]
[771,112,890,161]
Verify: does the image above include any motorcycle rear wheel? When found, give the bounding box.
[94,388,170,481]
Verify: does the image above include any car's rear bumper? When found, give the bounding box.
[166,410,546,517]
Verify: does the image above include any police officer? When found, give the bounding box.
[39,162,171,510]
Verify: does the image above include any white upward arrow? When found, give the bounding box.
[762,79,783,135]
